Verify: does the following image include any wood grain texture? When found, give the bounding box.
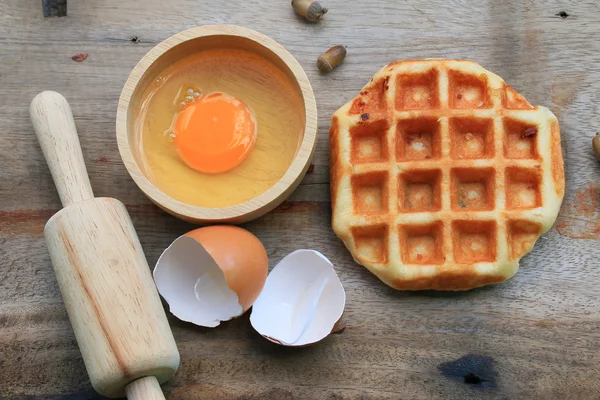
[30,92,179,398]
[30,91,95,207]
[125,377,165,400]
[44,199,180,398]
[1,0,600,399]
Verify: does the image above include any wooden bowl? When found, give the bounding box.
[116,25,317,224]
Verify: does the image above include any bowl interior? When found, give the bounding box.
[118,26,317,224]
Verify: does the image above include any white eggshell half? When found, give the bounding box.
[250,250,346,346]
[153,235,243,327]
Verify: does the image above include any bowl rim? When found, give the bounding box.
[116,24,317,223]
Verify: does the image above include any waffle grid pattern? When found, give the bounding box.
[330,60,564,290]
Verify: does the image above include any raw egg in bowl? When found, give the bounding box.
[116,25,317,223]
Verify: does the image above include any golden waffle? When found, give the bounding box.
[330,60,565,290]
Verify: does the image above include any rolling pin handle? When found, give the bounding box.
[125,376,166,400]
[30,91,95,207]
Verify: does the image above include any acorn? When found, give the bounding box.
[593,134,600,161]
[292,0,328,21]
[317,45,347,73]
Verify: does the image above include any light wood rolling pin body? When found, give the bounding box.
[30,91,180,399]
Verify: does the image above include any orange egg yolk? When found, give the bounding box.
[173,92,257,174]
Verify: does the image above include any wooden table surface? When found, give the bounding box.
[1,1,599,399]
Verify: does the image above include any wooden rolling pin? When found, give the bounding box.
[30,91,180,399]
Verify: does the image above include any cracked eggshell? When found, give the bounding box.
[250,250,346,346]
[154,226,268,327]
